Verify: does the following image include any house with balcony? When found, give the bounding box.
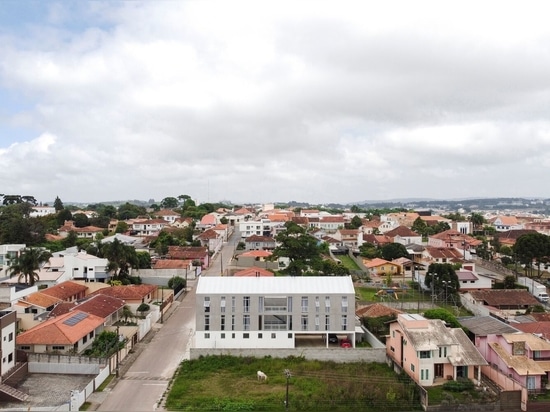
[131,218,168,236]
[386,314,487,387]
[484,333,550,392]
[194,276,356,349]
[490,215,524,232]
[0,244,25,276]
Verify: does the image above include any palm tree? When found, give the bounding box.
[101,238,138,283]
[8,247,52,286]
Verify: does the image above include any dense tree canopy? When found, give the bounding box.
[513,233,550,278]
[272,222,323,276]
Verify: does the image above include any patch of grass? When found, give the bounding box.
[96,374,115,392]
[79,402,91,411]
[166,355,422,411]
[426,384,497,405]
[338,255,361,270]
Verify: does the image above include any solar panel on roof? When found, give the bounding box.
[63,312,88,326]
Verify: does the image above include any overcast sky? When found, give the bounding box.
[1,1,550,206]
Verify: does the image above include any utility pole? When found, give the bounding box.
[160,286,164,324]
[115,325,120,378]
[284,369,292,410]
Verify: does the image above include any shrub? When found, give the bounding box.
[442,378,475,392]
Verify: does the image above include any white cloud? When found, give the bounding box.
[1,0,550,204]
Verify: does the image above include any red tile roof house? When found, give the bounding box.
[428,230,481,259]
[195,228,223,251]
[154,209,181,224]
[16,310,105,354]
[49,294,126,326]
[333,229,360,248]
[167,246,209,270]
[461,289,540,319]
[89,284,157,306]
[384,226,422,246]
[244,235,277,250]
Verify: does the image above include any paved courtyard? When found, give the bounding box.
[1,373,94,410]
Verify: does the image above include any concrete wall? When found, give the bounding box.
[28,353,105,374]
[135,268,199,283]
[190,347,386,363]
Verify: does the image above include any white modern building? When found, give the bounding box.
[195,276,356,349]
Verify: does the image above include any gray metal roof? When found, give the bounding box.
[196,275,355,295]
[458,316,519,336]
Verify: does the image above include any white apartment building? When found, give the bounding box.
[195,276,356,349]
[239,219,284,239]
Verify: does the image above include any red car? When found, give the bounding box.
[340,339,352,348]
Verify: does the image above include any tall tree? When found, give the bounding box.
[8,247,52,286]
[272,221,322,276]
[513,233,550,278]
[380,243,409,261]
[160,197,179,209]
[101,238,139,283]
[53,196,64,212]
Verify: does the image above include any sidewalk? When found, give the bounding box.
[86,293,184,410]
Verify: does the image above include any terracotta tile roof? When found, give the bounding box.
[385,226,420,238]
[20,292,63,309]
[17,310,105,345]
[364,258,394,268]
[49,302,74,317]
[234,207,254,215]
[492,215,519,225]
[76,226,104,233]
[89,284,157,301]
[292,216,309,225]
[200,214,217,225]
[68,294,125,319]
[514,322,550,341]
[321,236,340,244]
[362,234,392,245]
[356,303,403,318]
[197,229,220,240]
[467,289,540,307]
[40,281,88,301]
[135,218,166,225]
[167,246,208,260]
[425,247,463,259]
[240,250,272,258]
[320,216,345,223]
[234,267,274,277]
[153,259,192,269]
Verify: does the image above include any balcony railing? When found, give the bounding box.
[263,323,288,331]
[263,305,287,312]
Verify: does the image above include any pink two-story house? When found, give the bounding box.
[386,314,487,387]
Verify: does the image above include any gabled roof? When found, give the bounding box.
[197,229,220,240]
[234,267,274,277]
[364,258,396,269]
[200,214,217,225]
[167,246,208,259]
[491,215,519,225]
[19,292,62,309]
[40,281,88,300]
[467,289,540,306]
[356,303,403,318]
[456,270,478,281]
[16,310,105,345]
[89,284,157,301]
[385,226,420,238]
[320,216,345,223]
[425,247,463,260]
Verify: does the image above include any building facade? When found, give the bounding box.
[195,276,356,349]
